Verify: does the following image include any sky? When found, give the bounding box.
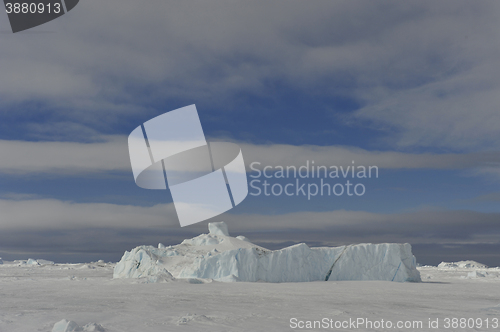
[0,0,499,266]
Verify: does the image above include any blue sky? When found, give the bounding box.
[0,0,499,265]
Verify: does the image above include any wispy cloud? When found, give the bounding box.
[0,136,498,175]
[0,136,129,174]
[239,142,500,170]
[0,198,177,230]
[464,192,500,203]
[354,63,500,151]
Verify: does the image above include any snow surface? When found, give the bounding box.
[0,260,499,331]
[113,222,420,282]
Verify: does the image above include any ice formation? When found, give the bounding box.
[438,260,488,269]
[52,319,104,332]
[13,258,55,266]
[466,270,487,279]
[114,222,421,282]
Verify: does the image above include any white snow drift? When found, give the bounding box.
[114,221,421,282]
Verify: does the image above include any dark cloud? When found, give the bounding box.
[0,206,499,266]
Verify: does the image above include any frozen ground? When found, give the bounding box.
[0,260,499,331]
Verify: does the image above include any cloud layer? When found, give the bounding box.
[1,1,499,150]
[0,197,498,265]
[0,136,498,175]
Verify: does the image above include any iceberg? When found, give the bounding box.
[114,222,420,282]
